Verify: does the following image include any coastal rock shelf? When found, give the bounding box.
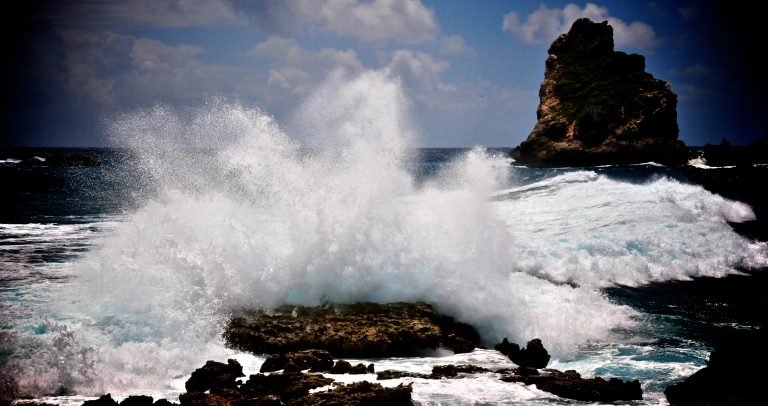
[512,18,686,167]
[223,302,480,357]
[11,303,645,404]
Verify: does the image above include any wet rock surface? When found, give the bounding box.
[176,359,412,406]
[500,368,642,402]
[224,302,480,357]
[494,338,551,368]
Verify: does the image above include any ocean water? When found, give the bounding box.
[1,71,767,405]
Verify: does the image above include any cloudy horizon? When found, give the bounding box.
[3,0,764,147]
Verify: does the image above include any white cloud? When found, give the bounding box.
[440,34,474,56]
[236,0,438,44]
[60,30,237,105]
[385,49,460,108]
[246,36,364,96]
[502,3,657,50]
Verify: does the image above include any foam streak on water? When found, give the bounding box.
[4,71,766,402]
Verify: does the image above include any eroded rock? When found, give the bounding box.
[224,302,480,357]
[512,18,685,167]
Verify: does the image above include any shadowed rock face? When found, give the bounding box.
[512,18,686,167]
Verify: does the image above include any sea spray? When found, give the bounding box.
[8,70,765,398]
[19,71,628,394]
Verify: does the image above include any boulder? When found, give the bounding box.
[512,18,686,167]
[259,349,334,373]
[494,338,551,368]
[82,394,119,406]
[501,369,642,402]
[184,359,244,394]
[300,381,413,406]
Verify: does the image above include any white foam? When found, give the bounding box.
[495,172,768,288]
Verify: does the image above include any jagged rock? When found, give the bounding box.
[80,359,412,406]
[494,338,551,368]
[260,349,334,373]
[152,400,177,406]
[430,364,490,378]
[501,368,642,402]
[376,370,429,380]
[82,394,119,406]
[512,18,686,167]
[224,302,480,357]
[240,372,335,401]
[119,395,154,406]
[298,381,413,406]
[329,360,373,375]
[184,359,244,394]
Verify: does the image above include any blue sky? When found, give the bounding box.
[2,0,764,147]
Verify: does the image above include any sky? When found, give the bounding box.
[2,0,765,147]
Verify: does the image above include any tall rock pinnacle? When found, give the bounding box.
[511,18,686,167]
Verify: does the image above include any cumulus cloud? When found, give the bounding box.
[384,49,461,108]
[440,34,474,55]
[236,0,438,44]
[502,3,657,50]
[246,36,364,96]
[60,30,238,105]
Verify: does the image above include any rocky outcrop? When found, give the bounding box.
[373,339,642,403]
[224,302,480,358]
[177,359,413,406]
[512,18,686,167]
[494,338,551,368]
[81,394,172,406]
[500,368,643,402]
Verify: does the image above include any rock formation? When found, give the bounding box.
[512,18,686,167]
[494,338,551,369]
[224,302,480,358]
[176,359,413,406]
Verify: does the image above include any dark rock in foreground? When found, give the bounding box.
[176,358,413,406]
[374,338,641,402]
[80,395,169,406]
[494,338,551,368]
[224,302,480,358]
[376,362,642,402]
[512,18,685,167]
[260,349,335,373]
[664,327,768,405]
[501,368,642,402]
[301,381,413,406]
